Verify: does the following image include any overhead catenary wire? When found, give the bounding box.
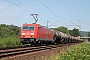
[6,0,31,13]
[6,0,67,27]
[49,21,58,27]
[15,0,63,26]
[38,0,60,19]
[15,0,51,22]
[16,0,33,11]
[45,0,67,21]
[45,0,80,28]
[70,21,79,27]
[6,0,48,22]
[16,0,66,24]
[38,0,67,25]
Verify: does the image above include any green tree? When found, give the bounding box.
[0,24,20,38]
[88,32,90,37]
[0,24,22,48]
[53,26,69,34]
[69,28,81,37]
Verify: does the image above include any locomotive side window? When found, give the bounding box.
[23,26,29,30]
[29,26,34,30]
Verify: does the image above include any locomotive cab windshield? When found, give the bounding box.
[23,26,34,30]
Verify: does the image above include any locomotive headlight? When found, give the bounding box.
[30,33,34,35]
[22,33,25,35]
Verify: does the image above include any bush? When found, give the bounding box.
[52,42,90,60]
[0,36,22,48]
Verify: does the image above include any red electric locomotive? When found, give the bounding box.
[20,23,54,45]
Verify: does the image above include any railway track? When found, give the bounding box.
[0,43,76,59]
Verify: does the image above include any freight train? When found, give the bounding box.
[20,23,83,45]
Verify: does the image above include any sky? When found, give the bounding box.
[0,0,90,31]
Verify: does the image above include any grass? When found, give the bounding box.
[0,36,22,48]
[51,42,90,60]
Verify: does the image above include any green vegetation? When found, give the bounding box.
[53,26,81,37]
[0,24,20,38]
[0,36,22,48]
[0,24,22,48]
[52,42,90,60]
[53,26,69,34]
[69,28,81,37]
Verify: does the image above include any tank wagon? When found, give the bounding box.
[20,23,83,45]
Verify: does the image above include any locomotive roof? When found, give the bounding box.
[23,23,40,26]
[22,23,51,30]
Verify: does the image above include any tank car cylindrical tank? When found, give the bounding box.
[51,29,62,41]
